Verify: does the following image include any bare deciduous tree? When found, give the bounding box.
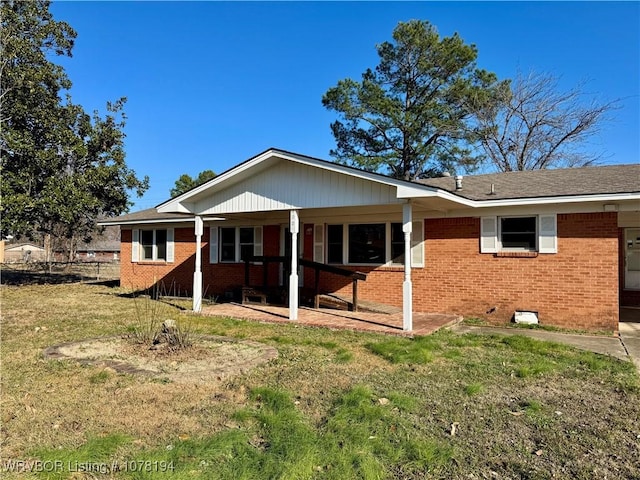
[475,71,619,171]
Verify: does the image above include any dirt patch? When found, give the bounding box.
[44,335,278,384]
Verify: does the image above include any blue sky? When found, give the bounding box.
[49,1,639,210]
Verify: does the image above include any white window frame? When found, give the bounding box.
[219,227,237,263]
[323,221,423,267]
[132,228,174,262]
[326,224,344,265]
[212,226,262,264]
[480,214,557,254]
[389,222,405,265]
[239,227,255,262]
[347,223,387,265]
[499,216,538,252]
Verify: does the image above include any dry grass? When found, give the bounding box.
[1,282,639,479]
[1,285,237,456]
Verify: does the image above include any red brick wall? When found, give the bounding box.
[121,225,284,298]
[120,228,198,295]
[201,225,283,298]
[121,213,620,330]
[413,213,619,330]
[317,265,405,307]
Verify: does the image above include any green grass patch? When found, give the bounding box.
[464,382,484,396]
[462,317,487,326]
[32,434,130,480]
[108,386,452,479]
[305,340,339,350]
[499,334,568,354]
[513,358,557,378]
[334,348,353,363]
[520,399,542,414]
[322,385,453,477]
[88,370,111,384]
[266,335,296,345]
[365,336,440,364]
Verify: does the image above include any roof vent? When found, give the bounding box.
[489,183,496,195]
[455,175,463,190]
[441,172,451,177]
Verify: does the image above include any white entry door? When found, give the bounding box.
[625,228,640,290]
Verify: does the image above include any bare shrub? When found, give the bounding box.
[130,294,164,345]
[157,319,194,351]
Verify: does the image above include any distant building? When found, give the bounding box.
[56,226,121,262]
[76,238,121,261]
[3,242,46,263]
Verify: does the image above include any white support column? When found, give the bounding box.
[192,215,204,313]
[402,202,413,331]
[289,210,299,320]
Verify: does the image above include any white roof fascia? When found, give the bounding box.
[468,192,640,208]
[97,219,185,227]
[98,216,225,227]
[397,185,477,207]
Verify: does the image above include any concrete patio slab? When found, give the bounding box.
[200,303,461,337]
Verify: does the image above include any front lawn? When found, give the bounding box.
[1,283,639,479]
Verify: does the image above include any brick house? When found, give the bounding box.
[102,149,640,332]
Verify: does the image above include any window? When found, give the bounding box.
[349,224,386,264]
[322,222,420,266]
[480,215,557,254]
[327,224,343,264]
[220,227,236,262]
[239,227,254,261]
[141,230,154,259]
[500,217,536,250]
[132,228,173,262]
[213,226,263,263]
[141,229,167,261]
[313,222,424,266]
[390,223,405,263]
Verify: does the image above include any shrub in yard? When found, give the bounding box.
[129,294,193,352]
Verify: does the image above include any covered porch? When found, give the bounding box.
[200,302,462,337]
[156,149,467,332]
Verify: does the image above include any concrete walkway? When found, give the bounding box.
[620,321,640,371]
[449,322,640,372]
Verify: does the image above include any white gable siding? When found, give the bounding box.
[195,161,400,215]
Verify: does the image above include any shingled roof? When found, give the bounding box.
[418,164,640,201]
[99,207,195,225]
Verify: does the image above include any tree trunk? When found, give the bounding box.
[66,235,77,266]
[43,234,53,273]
